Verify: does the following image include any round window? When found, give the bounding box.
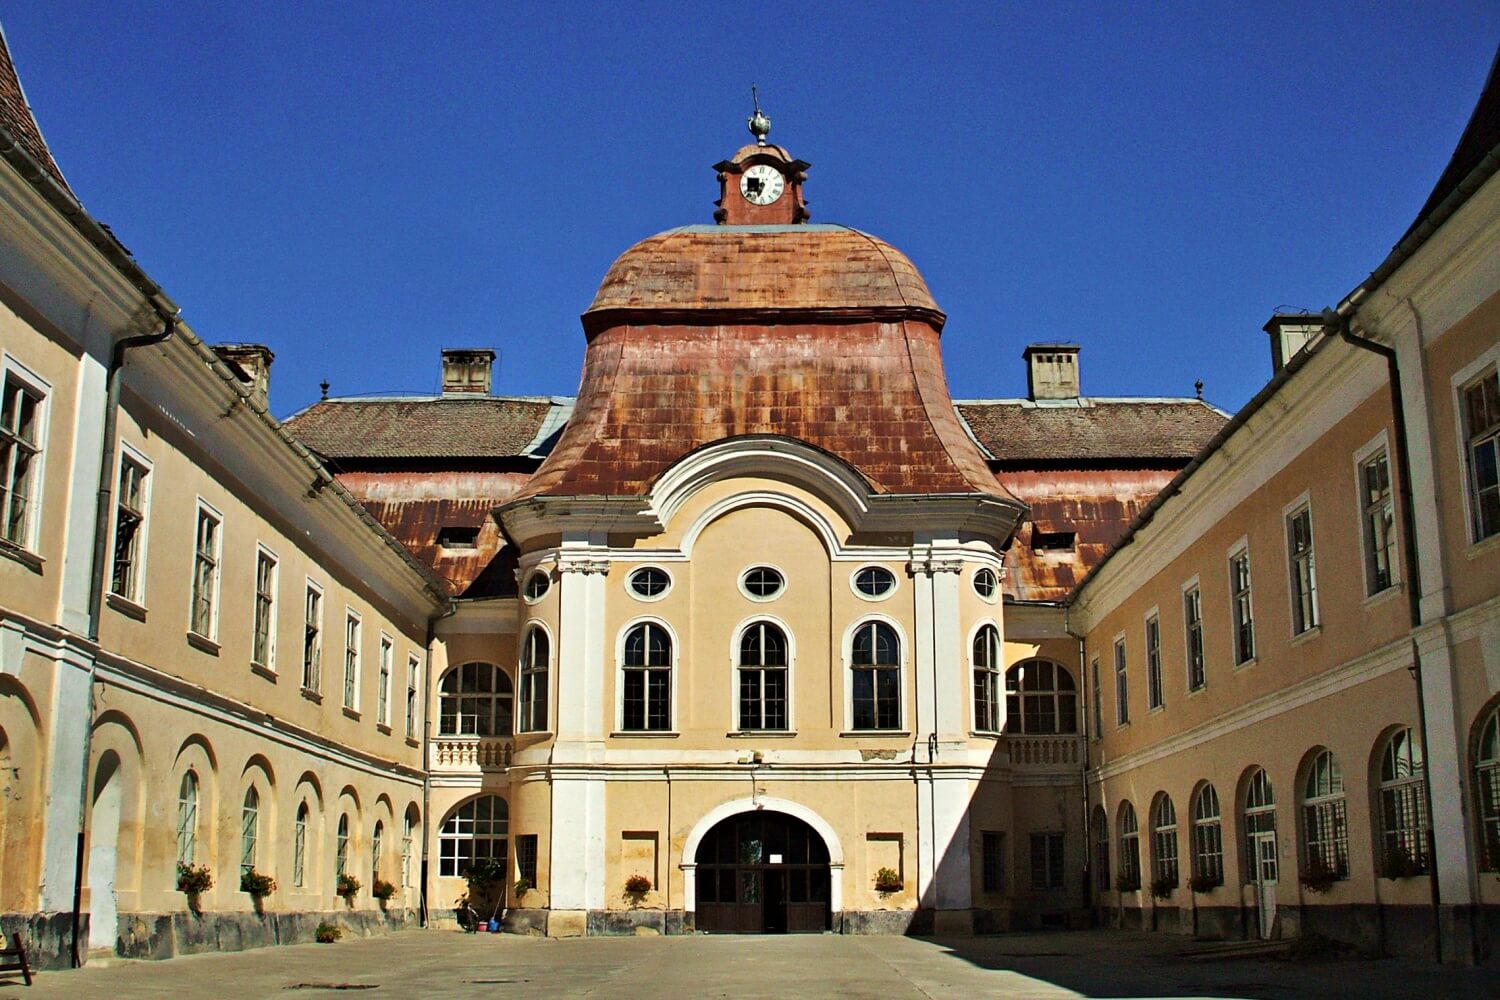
[628,567,671,600]
[741,566,785,600]
[853,566,896,599]
[973,567,998,601]
[522,571,550,603]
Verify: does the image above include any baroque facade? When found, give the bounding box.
[1,25,1498,970]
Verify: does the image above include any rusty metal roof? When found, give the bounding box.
[957,398,1228,464]
[283,396,570,460]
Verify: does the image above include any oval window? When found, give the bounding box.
[853,566,896,599]
[522,571,550,603]
[628,567,671,599]
[973,568,998,601]
[741,566,785,600]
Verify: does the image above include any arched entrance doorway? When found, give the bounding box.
[694,810,830,933]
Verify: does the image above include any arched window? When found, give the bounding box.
[519,629,549,733]
[372,820,384,883]
[1478,708,1500,871]
[1378,727,1428,876]
[1243,768,1277,883]
[1004,659,1077,735]
[439,662,513,736]
[1302,750,1348,879]
[1117,802,1140,890]
[402,808,416,888]
[851,621,900,731]
[1091,805,1110,893]
[1191,784,1224,886]
[241,787,259,876]
[336,814,350,880]
[738,621,789,731]
[622,623,672,731]
[971,625,1001,733]
[293,802,309,888]
[439,795,508,878]
[1152,794,1179,888]
[176,770,199,866]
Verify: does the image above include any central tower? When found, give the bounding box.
[713,104,810,225]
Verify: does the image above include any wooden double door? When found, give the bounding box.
[695,811,831,933]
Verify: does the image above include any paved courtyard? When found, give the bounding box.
[4,929,1499,999]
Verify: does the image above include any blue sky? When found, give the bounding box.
[4,4,1497,417]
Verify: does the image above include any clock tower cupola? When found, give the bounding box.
[714,91,810,225]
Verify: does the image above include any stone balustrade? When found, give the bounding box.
[430,737,513,771]
[1005,734,1083,768]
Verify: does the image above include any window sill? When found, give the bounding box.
[727,730,797,738]
[969,730,1001,740]
[1232,657,1258,672]
[1186,684,1206,698]
[1289,625,1322,648]
[405,737,420,749]
[1465,532,1500,561]
[515,729,553,738]
[839,730,911,738]
[0,538,43,573]
[342,707,361,721]
[251,663,277,683]
[1147,704,1165,715]
[610,730,679,738]
[1361,586,1404,610]
[300,687,323,704]
[1115,721,1131,730]
[105,592,148,621]
[186,632,221,656]
[376,722,392,735]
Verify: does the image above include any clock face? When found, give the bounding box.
[740,164,785,206]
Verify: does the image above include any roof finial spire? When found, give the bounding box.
[747,84,771,146]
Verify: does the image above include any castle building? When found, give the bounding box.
[1,23,1498,969]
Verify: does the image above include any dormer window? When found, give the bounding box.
[1032,530,1077,553]
[437,526,479,549]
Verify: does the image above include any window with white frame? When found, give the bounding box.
[372,821,384,883]
[1113,637,1129,726]
[738,620,789,731]
[439,662,513,736]
[377,636,393,725]
[1030,832,1065,890]
[1145,614,1163,710]
[1229,548,1254,664]
[241,787,260,876]
[1243,768,1277,883]
[0,367,44,550]
[1287,503,1318,635]
[1151,794,1179,887]
[1359,448,1397,594]
[343,611,361,711]
[176,769,199,866]
[1184,584,1205,691]
[1378,727,1428,876]
[336,813,350,879]
[1092,805,1110,892]
[252,549,277,670]
[190,504,222,639]
[1462,366,1500,541]
[1004,659,1077,734]
[110,452,150,602]
[402,810,415,887]
[406,653,420,739]
[622,623,672,731]
[303,583,322,692]
[850,620,900,731]
[293,801,309,887]
[519,629,549,732]
[1191,784,1223,886]
[1302,749,1349,879]
[972,624,1002,733]
[1090,657,1102,737]
[1477,707,1500,871]
[1117,802,1140,890]
[515,833,538,887]
[439,795,508,878]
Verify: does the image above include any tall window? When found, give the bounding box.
[1030,832,1065,890]
[336,814,350,879]
[1090,657,1102,737]
[972,625,1001,733]
[1243,768,1278,882]
[1230,549,1255,664]
[1117,803,1140,890]
[110,455,149,602]
[0,371,43,549]
[1378,727,1428,875]
[406,654,420,739]
[253,550,277,670]
[1004,660,1077,734]
[190,505,221,638]
[1092,806,1110,892]
[303,584,322,692]
[293,802,308,887]
[1462,367,1500,541]
[1184,586,1205,691]
[241,787,259,876]
[343,613,361,710]
[377,637,393,726]
[1145,615,1163,710]
[1287,505,1319,635]
[176,770,199,866]
[850,621,900,731]
[372,821,384,883]
[1360,449,1397,594]
[1113,638,1129,726]
[622,623,672,731]
[402,811,415,887]
[1151,794,1179,887]
[1191,784,1224,886]
[439,796,508,878]
[738,621,789,731]
[1477,707,1500,870]
[982,831,1005,893]
[1302,750,1349,878]
[439,663,513,736]
[515,833,538,887]
[519,629,550,732]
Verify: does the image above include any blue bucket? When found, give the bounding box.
[488,919,501,933]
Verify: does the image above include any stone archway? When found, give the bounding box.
[689,807,834,934]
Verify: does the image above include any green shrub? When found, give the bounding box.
[315,922,341,944]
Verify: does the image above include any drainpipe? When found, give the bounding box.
[71,306,178,967]
[421,600,456,927]
[1064,605,1092,913]
[1322,307,1443,963]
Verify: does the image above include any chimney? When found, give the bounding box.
[1263,313,1322,374]
[212,344,274,408]
[1023,343,1081,401]
[440,348,495,396]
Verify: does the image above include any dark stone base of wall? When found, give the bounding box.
[0,911,85,971]
[837,909,935,935]
[1189,905,1245,941]
[114,907,417,960]
[500,907,550,936]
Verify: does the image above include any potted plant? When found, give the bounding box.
[315,922,342,944]
[1299,858,1339,894]
[177,862,214,914]
[462,857,509,931]
[240,867,277,914]
[1149,874,1176,900]
[624,873,651,904]
[336,873,362,906]
[1188,872,1221,894]
[1380,846,1425,880]
[513,877,532,901]
[372,878,397,909]
[1114,871,1140,893]
[873,867,902,894]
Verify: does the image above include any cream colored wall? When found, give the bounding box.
[0,646,52,912]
